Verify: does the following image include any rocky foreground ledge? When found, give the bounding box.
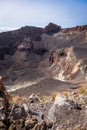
[0,77,87,130]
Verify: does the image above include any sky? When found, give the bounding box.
[0,0,87,31]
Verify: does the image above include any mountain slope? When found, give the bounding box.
[0,23,87,88]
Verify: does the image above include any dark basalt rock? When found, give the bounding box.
[43,23,61,34]
[33,48,48,55]
[0,78,53,130]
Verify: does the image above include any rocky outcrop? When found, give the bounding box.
[63,25,87,33]
[0,78,87,130]
[43,23,61,34]
[0,78,53,130]
[4,91,87,130]
[48,46,87,81]
[12,42,41,70]
[0,76,10,129]
[13,42,30,67]
[0,26,43,60]
[0,76,9,107]
[48,93,87,130]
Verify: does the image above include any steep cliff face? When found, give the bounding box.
[39,28,87,81]
[48,47,87,81]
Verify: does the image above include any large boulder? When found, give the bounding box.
[48,93,87,130]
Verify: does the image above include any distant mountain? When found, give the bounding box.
[0,23,87,85]
[0,23,87,130]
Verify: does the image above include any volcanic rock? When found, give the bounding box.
[29,94,41,103]
[0,78,87,130]
[0,23,87,83]
[0,76,9,109]
[43,23,61,34]
[25,116,38,129]
[48,93,87,130]
[63,25,87,33]
[48,46,87,80]
[0,26,43,60]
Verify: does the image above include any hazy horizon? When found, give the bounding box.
[0,0,87,31]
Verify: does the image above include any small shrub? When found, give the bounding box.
[51,92,58,101]
[41,96,51,103]
[62,91,70,97]
[79,87,87,94]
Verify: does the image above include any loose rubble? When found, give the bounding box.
[0,77,87,130]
